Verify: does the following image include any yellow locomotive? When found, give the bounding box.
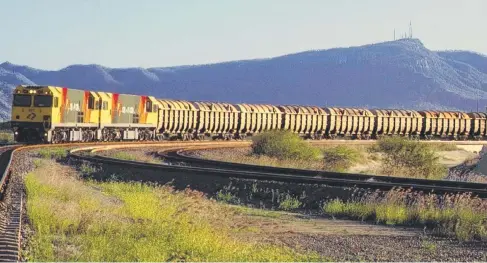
[10,85,487,143]
[11,85,159,143]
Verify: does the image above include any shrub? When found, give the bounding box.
[278,195,302,211]
[377,137,447,179]
[251,131,320,161]
[322,146,362,172]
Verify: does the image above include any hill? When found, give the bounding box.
[1,38,487,120]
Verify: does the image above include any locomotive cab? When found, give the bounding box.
[11,85,57,142]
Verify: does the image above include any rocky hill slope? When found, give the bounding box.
[1,38,487,120]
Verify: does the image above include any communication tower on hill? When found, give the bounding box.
[394,22,413,40]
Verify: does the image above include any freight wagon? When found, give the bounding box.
[10,85,487,143]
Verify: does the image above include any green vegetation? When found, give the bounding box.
[198,134,462,179]
[37,147,68,159]
[79,162,97,176]
[322,145,363,172]
[105,151,161,164]
[216,190,240,204]
[428,143,459,151]
[0,131,13,143]
[375,137,447,179]
[249,131,366,172]
[278,195,302,211]
[231,206,282,219]
[323,189,487,241]
[110,151,137,161]
[25,160,322,262]
[251,131,321,161]
[421,240,437,251]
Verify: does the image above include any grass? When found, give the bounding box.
[323,188,487,241]
[0,131,13,143]
[24,159,323,262]
[37,147,68,159]
[428,143,459,152]
[111,151,138,161]
[421,240,438,251]
[278,195,302,211]
[196,146,370,173]
[196,135,463,180]
[101,150,161,164]
[216,190,240,204]
[230,206,282,219]
[197,147,327,170]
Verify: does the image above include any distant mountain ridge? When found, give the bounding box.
[1,38,487,120]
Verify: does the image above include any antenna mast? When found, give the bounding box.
[409,21,413,38]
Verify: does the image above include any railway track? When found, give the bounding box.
[0,145,22,262]
[158,145,487,191]
[0,141,236,262]
[0,139,482,261]
[70,142,487,198]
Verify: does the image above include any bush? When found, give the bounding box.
[0,132,13,143]
[251,131,321,161]
[322,146,362,172]
[377,137,447,179]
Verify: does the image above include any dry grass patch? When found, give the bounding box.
[193,136,469,180]
[428,143,460,152]
[195,145,370,173]
[98,148,161,164]
[24,159,323,262]
[323,188,487,241]
[197,147,326,170]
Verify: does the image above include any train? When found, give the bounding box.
[10,85,487,144]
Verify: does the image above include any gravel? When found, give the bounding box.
[275,233,487,261]
[0,147,36,261]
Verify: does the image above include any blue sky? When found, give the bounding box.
[1,0,485,70]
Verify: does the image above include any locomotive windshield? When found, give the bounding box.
[34,95,53,107]
[13,94,32,107]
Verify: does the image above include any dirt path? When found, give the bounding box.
[232,209,486,261]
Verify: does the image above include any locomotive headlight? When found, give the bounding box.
[44,133,48,137]
[14,131,18,135]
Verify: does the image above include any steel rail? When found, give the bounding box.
[0,145,23,262]
[157,147,487,191]
[70,149,487,198]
